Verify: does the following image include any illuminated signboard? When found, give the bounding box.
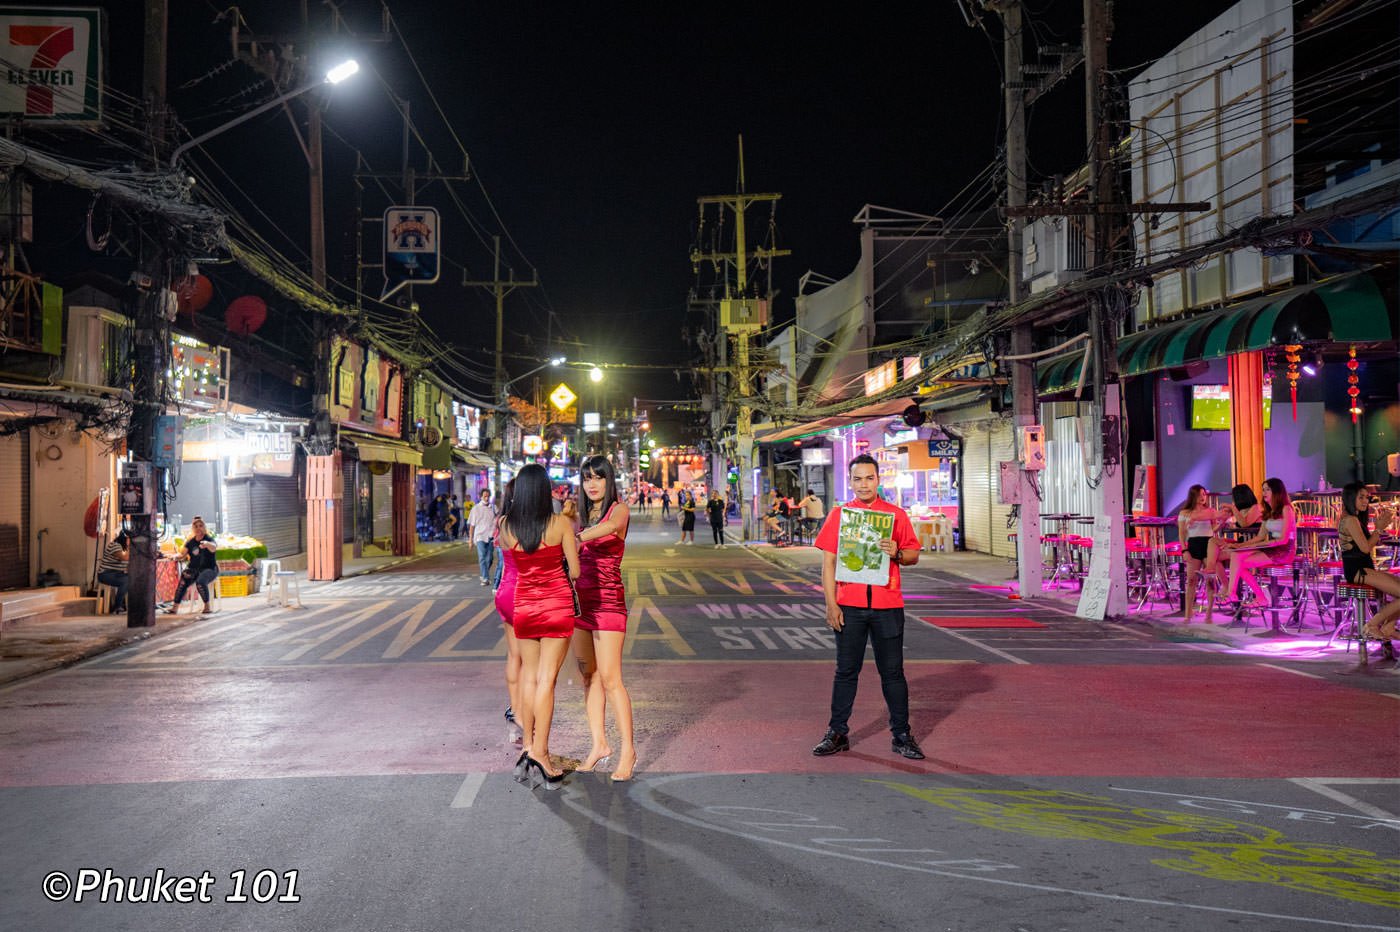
[452,401,481,449]
[863,360,897,397]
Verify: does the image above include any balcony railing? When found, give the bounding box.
[0,267,44,351]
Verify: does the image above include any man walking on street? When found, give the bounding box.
[467,489,497,586]
[811,454,925,760]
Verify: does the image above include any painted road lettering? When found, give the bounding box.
[713,626,835,650]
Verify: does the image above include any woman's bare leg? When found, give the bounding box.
[1183,556,1201,622]
[503,625,522,740]
[516,637,540,752]
[572,629,611,769]
[592,630,635,780]
[529,637,573,776]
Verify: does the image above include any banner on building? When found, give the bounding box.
[382,206,440,300]
[0,7,102,124]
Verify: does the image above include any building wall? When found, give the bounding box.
[27,426,111,591]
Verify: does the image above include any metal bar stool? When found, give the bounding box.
[1332,582,1381,665]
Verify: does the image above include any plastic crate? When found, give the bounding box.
[220,573,253,598]
[218,559,252,573]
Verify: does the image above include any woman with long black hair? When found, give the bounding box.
[496,464,579,790]
[571,456,637,781]
[1338,482,1398,656]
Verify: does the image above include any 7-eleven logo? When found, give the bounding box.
[8,24,76,115]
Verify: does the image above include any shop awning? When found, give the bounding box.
[1040,271,1394,391]
[342,434,422,466]
[756,397,916,444]
[451,447,495,469]
[1118,270,1394,378]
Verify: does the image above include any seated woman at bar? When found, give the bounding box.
[1338,482,1399,658]
[1205,484,1261,588]
[1176,485,1222,622]
[1228,478,1297,608]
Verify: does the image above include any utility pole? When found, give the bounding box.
[1083,0,1128,618]
[691,137,790,541]
[130,0,170,628]
[463,235,537,503]
[984,2,1045,598]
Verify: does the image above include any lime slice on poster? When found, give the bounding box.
[841,553,864,572]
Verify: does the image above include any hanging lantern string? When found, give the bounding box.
[1284,344,1302,422]
[1346,345,1361,424]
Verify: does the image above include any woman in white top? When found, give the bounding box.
[1176,485,1221,623]
[1229,478,1296,608]
[1207,483,1263,604]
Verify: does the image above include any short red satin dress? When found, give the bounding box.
[505,542,576,639]
[492,526,517,626]
[576,504,628,633]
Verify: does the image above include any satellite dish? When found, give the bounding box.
[225,295,268,334]
[901,403,926,428]
[174,275,213,314]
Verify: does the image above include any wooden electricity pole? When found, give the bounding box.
[691,137,790,541]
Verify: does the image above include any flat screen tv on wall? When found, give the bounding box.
[1189,384,1273,430]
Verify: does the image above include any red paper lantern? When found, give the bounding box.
[225,295,268,334]
[1347,346,1362,423]
[174,275,213,315]
[1283,344,1302,421]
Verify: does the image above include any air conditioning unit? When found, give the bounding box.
[1023,217,1087,295]
[417,425,444,447]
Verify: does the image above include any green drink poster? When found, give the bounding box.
[835,507,894,586]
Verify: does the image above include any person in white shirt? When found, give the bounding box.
[467,490,497,586]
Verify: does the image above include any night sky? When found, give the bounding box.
[103,1,1231,431]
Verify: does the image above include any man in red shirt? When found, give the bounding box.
[811,454,925,760]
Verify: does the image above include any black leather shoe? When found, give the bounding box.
[891,735,926,760]
[812,730,850,756]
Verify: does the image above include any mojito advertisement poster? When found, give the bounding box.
[835,507,894,586]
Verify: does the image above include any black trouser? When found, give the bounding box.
[711,522,724,544]
[174,568,219,605]
[828,606,910,738]
[97,570,128,612]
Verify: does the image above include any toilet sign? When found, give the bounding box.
[382,206,440,300]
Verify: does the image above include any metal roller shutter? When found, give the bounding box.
[343,461,357,543]
[962,425,993,556]
[223,478,251,537]
[251,474,303,558]
[961,421,1016,558]
[988,424,1016,559]
[0,432,30,589]
[1042,405,1094,519]
[372,471,393,540]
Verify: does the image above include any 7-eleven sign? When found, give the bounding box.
[0,8,102,123]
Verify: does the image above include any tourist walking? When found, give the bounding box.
[467,490,497,586]
[678,490,696,545]
[706,489,726,548]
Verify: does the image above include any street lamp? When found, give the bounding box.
[169,59,361,167]
[504,355,566,391]
[589,366,604,383]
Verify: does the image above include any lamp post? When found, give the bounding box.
[497,356,564,495]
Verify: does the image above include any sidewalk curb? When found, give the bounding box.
[0,541,469,688]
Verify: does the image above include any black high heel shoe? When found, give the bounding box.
[525,756,565,792]
[512,751,529,783]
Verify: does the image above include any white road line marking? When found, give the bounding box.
[450,773,486,808]
[1291,778,1399,822]
[1257,662,1328,681]
[927,627,1029,664]
[1112,786,1400,823]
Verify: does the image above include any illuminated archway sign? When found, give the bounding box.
[523,435,544,456]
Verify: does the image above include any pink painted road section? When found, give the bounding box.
[3,661,1395,786]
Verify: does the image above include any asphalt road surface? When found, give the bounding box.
[2,512,1397,931]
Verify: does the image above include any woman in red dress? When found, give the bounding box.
[571,456,637,781]
[497,464,579,790]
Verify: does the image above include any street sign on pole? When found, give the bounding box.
[382,206,440,300]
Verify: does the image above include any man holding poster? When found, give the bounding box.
[811,454,925,760]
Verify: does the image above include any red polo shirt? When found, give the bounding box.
[814,496,920,609]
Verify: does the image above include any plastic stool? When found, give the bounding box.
[273,570,303,608]
[260,560,283,604]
